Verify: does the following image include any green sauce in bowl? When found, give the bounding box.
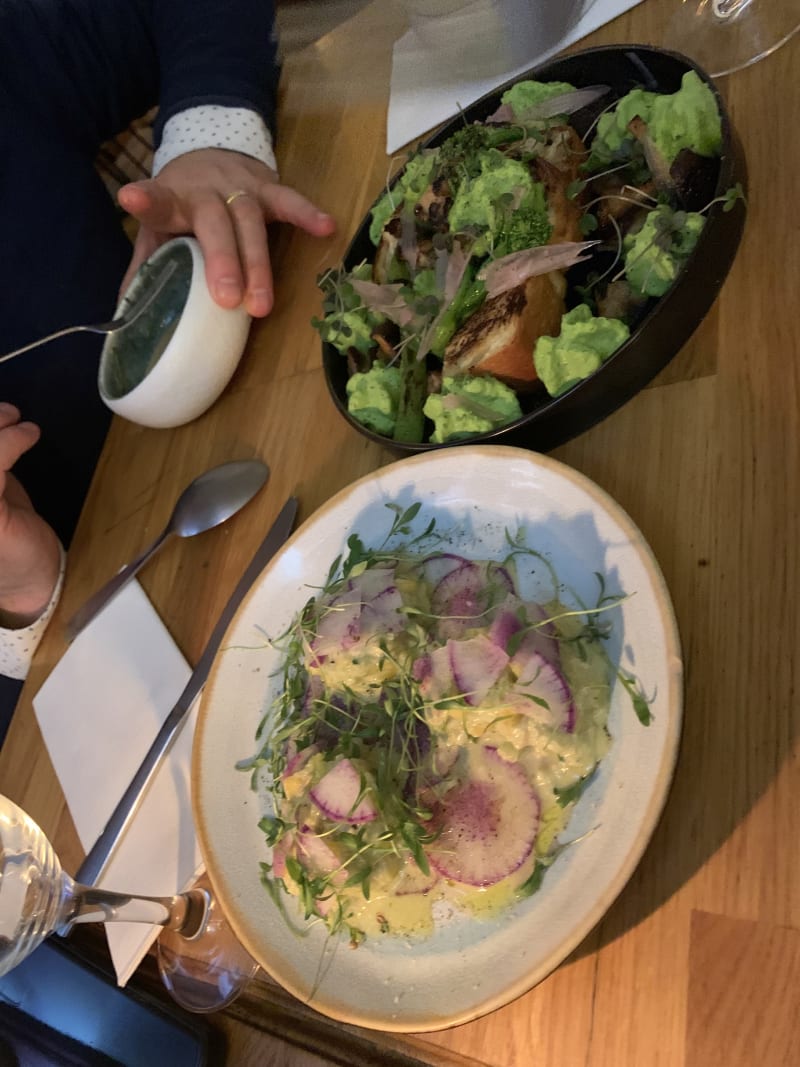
[102,243,193,399]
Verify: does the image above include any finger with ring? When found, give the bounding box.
[224,189,251,207]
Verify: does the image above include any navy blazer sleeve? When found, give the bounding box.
[0,0,279,151]
[151,0,279,141]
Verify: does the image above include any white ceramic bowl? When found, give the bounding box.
[98,236,251,428]
[193,446,683,1032]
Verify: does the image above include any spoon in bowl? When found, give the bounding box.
[0,261,178,365]
[65,459,269,640]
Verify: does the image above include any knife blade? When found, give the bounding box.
[76,495,299,887]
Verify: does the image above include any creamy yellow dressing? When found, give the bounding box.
[266,562,617,942]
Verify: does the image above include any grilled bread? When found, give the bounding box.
[444,271,566,391]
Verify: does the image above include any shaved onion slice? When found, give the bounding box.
[521,85,610,120]
[478,241,598,299]
[350,279,418,327]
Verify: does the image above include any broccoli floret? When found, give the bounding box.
[437,124,525,187]
[492,185,551,257]
[447,151,551,254]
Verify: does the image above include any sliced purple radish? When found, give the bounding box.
[310,590,362,661]
[418,552,470,587]
[360,584,406,636]
[300,674,325,717]
[412,653,432,685]
[431,561,516,640]
[520,601,560,662]
[430,561,485,639]
[271,831,294,881]
[295,830,346,885]
[510,649,575,731]
[426,746,539,886]
[448,634,510,706]
[351,565,397,601]
[310,758,378,823]
[416,643,454,702]
[283,743,320,779]
[488,604,524,652]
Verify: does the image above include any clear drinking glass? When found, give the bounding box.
[0,794,257,1010]
[665,0,800,77]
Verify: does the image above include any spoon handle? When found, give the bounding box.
[65,526,172,640]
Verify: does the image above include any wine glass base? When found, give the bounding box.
[664,1,800,78]
[157,875,258,1014]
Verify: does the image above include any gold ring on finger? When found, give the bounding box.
[224,189,251,207]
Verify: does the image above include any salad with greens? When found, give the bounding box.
[314,70,743,445]
[240,504,652,945]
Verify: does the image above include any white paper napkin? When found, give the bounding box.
[387,0,644,154]
[33,580,203,986]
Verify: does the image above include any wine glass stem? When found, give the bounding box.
[57,881,209,939]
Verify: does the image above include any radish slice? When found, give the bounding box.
[312,567,408,663]
[427,747,539,886]
[412,653,432,685]
[418,552,470,587]
[271,832,294,881]
[448,634,510,706]
[310,759,378,823]
[488,604,523,651]
[283,743,319,779]
[301,674,325,717]
[510,648,575,731]
[511,606,560,665]
[431,561,508,640]
[352,565,397,601]
[296,830,346,884]
[311,589,362,661]
[360,584,406,636]
[416,643,454,702]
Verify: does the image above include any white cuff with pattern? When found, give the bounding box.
[0,546,67,681]
[153,105,278,177]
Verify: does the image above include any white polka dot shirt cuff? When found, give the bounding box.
[153,105,278,177]
[0,546,67,682]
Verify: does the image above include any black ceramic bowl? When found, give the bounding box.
[322,44,746,454]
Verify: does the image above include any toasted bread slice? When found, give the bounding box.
[444,272,566,391]
[534,126,588,245]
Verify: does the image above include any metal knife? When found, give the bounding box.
[76,495,299,887]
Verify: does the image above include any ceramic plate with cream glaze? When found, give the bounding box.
[192,446,683,1032]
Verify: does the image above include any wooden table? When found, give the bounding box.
[2,1,799,1063]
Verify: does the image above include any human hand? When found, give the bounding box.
[0,404,62,628]
[118,148,336,317]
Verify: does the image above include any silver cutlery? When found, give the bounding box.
[76,495,299,887]
[66,459,269,640]
[0,260,177,364]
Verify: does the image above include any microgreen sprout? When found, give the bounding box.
[240,503,652,947]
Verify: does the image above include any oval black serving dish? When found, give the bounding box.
[322,44,747,454]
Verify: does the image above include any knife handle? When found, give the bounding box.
[75,496,299,887]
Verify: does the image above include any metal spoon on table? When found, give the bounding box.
[65,459,269,640]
